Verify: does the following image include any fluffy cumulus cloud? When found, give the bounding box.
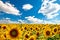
[1,16,60,24]
[22,4,33,10]
[25,16,43,24]
[18,20,28,24]
[38,0,60,19]
[24,16,55,24]
[18,16,43,24]
[0,0,21,15]
[18,16,60,24]
[0,18,19,24]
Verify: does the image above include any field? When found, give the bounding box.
[0,24,60,40]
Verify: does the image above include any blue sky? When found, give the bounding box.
[0,0,60,24]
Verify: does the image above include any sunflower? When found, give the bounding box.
[51,24,58,29]
[52,27,58,35]
[0,34,7,40]
[0,32,3,40]
[58,30,60,34]
[42,26,46,30]
[58,26,60,34]
[42,25,49,31]
[0,24,8,39]
[20,27,25,31]
[34,26,40,32]
[6,24,22,40]
[23,31,31,39]
[23,38,29,40]
[1,24,8,34]
[22,24,30,31]
[23,32,29,40]
[29,35,36,40]
[0,24,2,32]
[38,24,42,30]
[45,24,49,27]
[0,28,7,40]
[29,26,35,31]
[1,24,8,30]
[43,27,52,38]
[36,31,41,37]
[51,31,57,37]
[0,24,2,29]
[23,34,29,40]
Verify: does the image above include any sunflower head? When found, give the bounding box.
[9,29,19,38]
[25,34,29,39]
[0,24,2,32]
[58,26,60,34]
[29,26,35,31]
[52,27,58,34]
[21,27,24,31]
[42,24,50,30]
[22,24,30,31]
[36,31,40,36]
[58,30,60,34]
[43,27,52,38]
[34,26,40,32]
[0,34,7,40]
[1,24,8,30]
[29,35,36,40]
[6,24,22,40]
[24,31,31,39]
[0,25,2,29]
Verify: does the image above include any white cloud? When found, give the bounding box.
[0,1,21,15]
[22,4,33,10]
[17,16,60,24]
[38,0,60,19]
[5,17,10,19]
[0,18,19,24]
[1,17,60,24]
[18,20,28,24]
[25,16,43,24]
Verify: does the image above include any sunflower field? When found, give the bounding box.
[0,24,60,40]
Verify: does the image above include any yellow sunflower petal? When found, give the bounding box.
[6,24,22,40]
[29,35,36,40]
[43,27,52,38]
[52,27,58,34]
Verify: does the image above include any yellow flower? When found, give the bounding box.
[0,24,8,39]
[23,33,29,40]
[52,27,58,34]
[20,27,24,31]
[6,24,22,40]
[0,24,2,29]
[43,27,52,38]
[51,32,55,37]
[29,26,35,31]
[22,24,30,31]
[23,38,29,40]
[42,25,49,31]
[38,24,42,29]
[0,34,6,40]
[58,30,60,34]
[34,26,40,31]
[23,31,31,39]
[58,26,60,34]
[29,35,36,40]
[1,24,8,30]
[36,31,41,37]
[0,24,2,33]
